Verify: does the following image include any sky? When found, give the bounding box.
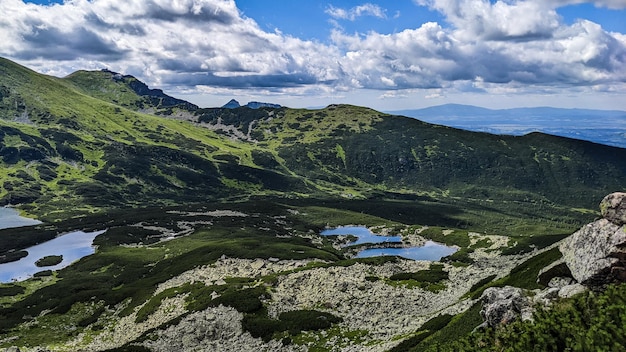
[1,0,625,111]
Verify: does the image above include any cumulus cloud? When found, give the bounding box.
[325,3,387,21]
[0,0,341,90]
[0,0,624,103]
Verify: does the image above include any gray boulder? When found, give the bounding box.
[479,286,533,328]
[559,218,626,286]
[559,192,626,287]
[600,192,626,226]
[558,283,587,298]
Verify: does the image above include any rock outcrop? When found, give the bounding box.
[479,286,533,328]
[559,192,626,287]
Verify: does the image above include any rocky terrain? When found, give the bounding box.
[6,191,626,351]
[478,192,626,331]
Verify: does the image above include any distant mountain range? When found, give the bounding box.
[389,104,626,149]
[221,99,281,109]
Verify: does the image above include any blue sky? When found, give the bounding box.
[5,0,626,110]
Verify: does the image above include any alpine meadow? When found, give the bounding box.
[1,0,626,351]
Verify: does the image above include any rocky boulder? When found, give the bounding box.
[479,286,533,328]
[600,192,626,226]
[559,192,626,287]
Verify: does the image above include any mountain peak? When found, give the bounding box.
[222,99,241,109]
[65,69,198,111]
[221,99,281,109]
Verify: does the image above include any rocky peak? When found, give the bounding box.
[222,99,241,109]
[560,192,626,287]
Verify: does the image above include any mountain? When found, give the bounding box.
[245,101,281,109]
[221,99,241,108]
[66,69,198,112]
[389,104,626,148]
[222,99,282,109]
[1,57,626,219]
[1,57,626,351]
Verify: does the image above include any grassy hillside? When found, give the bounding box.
[194,104,626,208]
[1,57,625,351]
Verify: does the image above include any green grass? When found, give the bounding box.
[408,302,484,351]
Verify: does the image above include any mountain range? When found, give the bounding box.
[1,56,625,219]
[1,57,626,351]
[390,104,626,148]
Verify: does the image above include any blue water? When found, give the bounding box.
[0,207,42,230]
[321,226,457,261]
[356,241,457,261]
[320,226,402,246]
[0,229,106,283]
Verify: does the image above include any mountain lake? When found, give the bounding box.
[0,207,106,283]
[320,226,457,261]
[0,207,42,230]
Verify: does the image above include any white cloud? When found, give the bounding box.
[0,0,624,109]
[539,0,626,9]
[325,3,387,21]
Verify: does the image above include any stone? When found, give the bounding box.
[600,192,626,226]
[558,284,587,298]
[533,287,560,306]
[547,276,575,289]
[559,218,626,286]
[479,286,533,328]
[250,259,265,270]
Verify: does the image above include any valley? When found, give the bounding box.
[0,57,625,351]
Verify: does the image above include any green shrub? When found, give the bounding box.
[390,314,453,352]
[278,310,343,335]
[35,255,63,267]
[389,265,448,283]
[0,285,25,296]
[443,283,626,351]
[242,310,342,342]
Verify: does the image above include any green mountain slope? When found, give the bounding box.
[0,58,309,218]
[193,104,626,207]
[1,56,626,220]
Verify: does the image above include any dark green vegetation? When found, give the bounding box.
[34,255,62,267]
[439,283,626,352]
[388,263,449,291]
[1,57,625,350]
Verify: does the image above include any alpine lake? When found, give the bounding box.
[0,207,106,283]
[320,226,457,260]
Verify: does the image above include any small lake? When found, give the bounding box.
[0,229,106,283]
[321,226,457,261]
[355,241,458,261]
[320,226,401,246]
[0,207,42,230]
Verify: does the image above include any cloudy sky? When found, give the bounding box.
[1,0,625,110]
